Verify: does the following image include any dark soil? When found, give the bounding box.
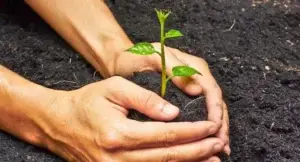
[127,71,208,122]
[0,0,300,162]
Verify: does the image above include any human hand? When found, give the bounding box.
[38,76,224,162]
[111,43,230,155]
[21,0,230,157]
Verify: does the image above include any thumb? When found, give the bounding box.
[104,76,179,121]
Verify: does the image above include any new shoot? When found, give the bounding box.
[126,9,202,97]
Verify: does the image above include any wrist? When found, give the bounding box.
[25,0,133,78]
[99,36,133,77]
[0,66,58,147]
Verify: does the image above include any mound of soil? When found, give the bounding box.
[0,0,299,161]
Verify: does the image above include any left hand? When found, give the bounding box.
[109,42,230,155]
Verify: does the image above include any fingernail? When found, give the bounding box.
[162,104,179,116]
[213,143,223,152]
[224,145,231,156]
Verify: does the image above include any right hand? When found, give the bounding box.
[38,76,224,162]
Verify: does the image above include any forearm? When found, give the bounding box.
[0,65,55,146]
[24,0,133,77]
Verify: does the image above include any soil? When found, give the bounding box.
[127,71,208,122]
[0,0,300,162]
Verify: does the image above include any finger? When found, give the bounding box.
[120,120,218,149]
[113,47,158,77]
[172,51,224,126]
[103,76,179,121]
[204,84,223,126]
[200,156,221,162]
[123,137,224,162]
[173,51,228,151]
[151,43,203,96]
[216,101,230,155]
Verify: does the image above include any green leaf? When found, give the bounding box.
[126,42,156,55]
[165,29,183,39]
[172,66,202,77]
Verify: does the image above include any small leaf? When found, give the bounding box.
[172,66,202,77]
[126,42,156,55]
[155,8,171,24]
[165,29,183,39]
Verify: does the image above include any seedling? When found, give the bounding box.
[126,9,202,97]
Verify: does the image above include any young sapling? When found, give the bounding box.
[126,9,202,97]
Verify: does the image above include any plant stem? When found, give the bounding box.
[160,20,167,97]
[166,75,173,83]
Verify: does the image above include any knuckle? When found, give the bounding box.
[142,90,157,108]
[162,148,178,162]
[159,129,177,147]
[97,131,124,151]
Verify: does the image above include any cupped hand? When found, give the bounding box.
[112,42,230,155]
[39,76,224,162]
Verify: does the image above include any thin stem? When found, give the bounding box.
[166,75,174,83]
[160,21,167,97]
[164,75,174,91]
[155,51,162,56]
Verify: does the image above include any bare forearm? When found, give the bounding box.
[24,0,133,77]
[0,65,54,146]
